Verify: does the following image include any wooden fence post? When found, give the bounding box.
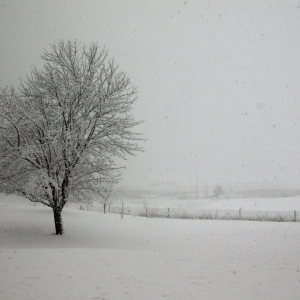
[121,201,124,219]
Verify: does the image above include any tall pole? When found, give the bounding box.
[196,173,199,198]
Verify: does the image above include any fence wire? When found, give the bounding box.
[105,206,299,222]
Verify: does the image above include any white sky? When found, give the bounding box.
[1,0,300,188]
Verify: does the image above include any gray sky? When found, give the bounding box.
[1,0,300,188]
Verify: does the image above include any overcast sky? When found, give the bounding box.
[1,1,300,188]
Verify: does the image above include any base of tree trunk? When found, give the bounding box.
[53,207,63,235]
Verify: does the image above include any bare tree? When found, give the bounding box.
[143,198,149,217]
[99,182,119,213]
[0,40,143,234]
[213,185,225,197]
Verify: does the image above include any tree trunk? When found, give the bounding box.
[103,203,106,214]
[53,207,63,235]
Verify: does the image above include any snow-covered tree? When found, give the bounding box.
[98,182,119,214]
[0,40,143,234]
[213,185,225,197]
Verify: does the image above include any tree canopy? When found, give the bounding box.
[0,40,143,234]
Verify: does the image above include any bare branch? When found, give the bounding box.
[0,40,144,231]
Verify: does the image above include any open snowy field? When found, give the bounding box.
[114,195,300,211]
[3,193,300,212]
[1,196,300,299]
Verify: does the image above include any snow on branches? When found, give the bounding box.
[0,40,143,233]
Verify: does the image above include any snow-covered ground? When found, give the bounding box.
[1,195,300,299]
[4,193,300,211]
[113,195,300,212]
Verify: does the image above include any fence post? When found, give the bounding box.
[294,210,297,222]
[121,201,124,219]
[239,208,242,220]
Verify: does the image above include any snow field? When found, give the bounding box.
[1,203,300,299]
[112,195,300,211]
[95,195,300,221]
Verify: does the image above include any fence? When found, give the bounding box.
[106,206,300,222]
[11,197,300,222]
